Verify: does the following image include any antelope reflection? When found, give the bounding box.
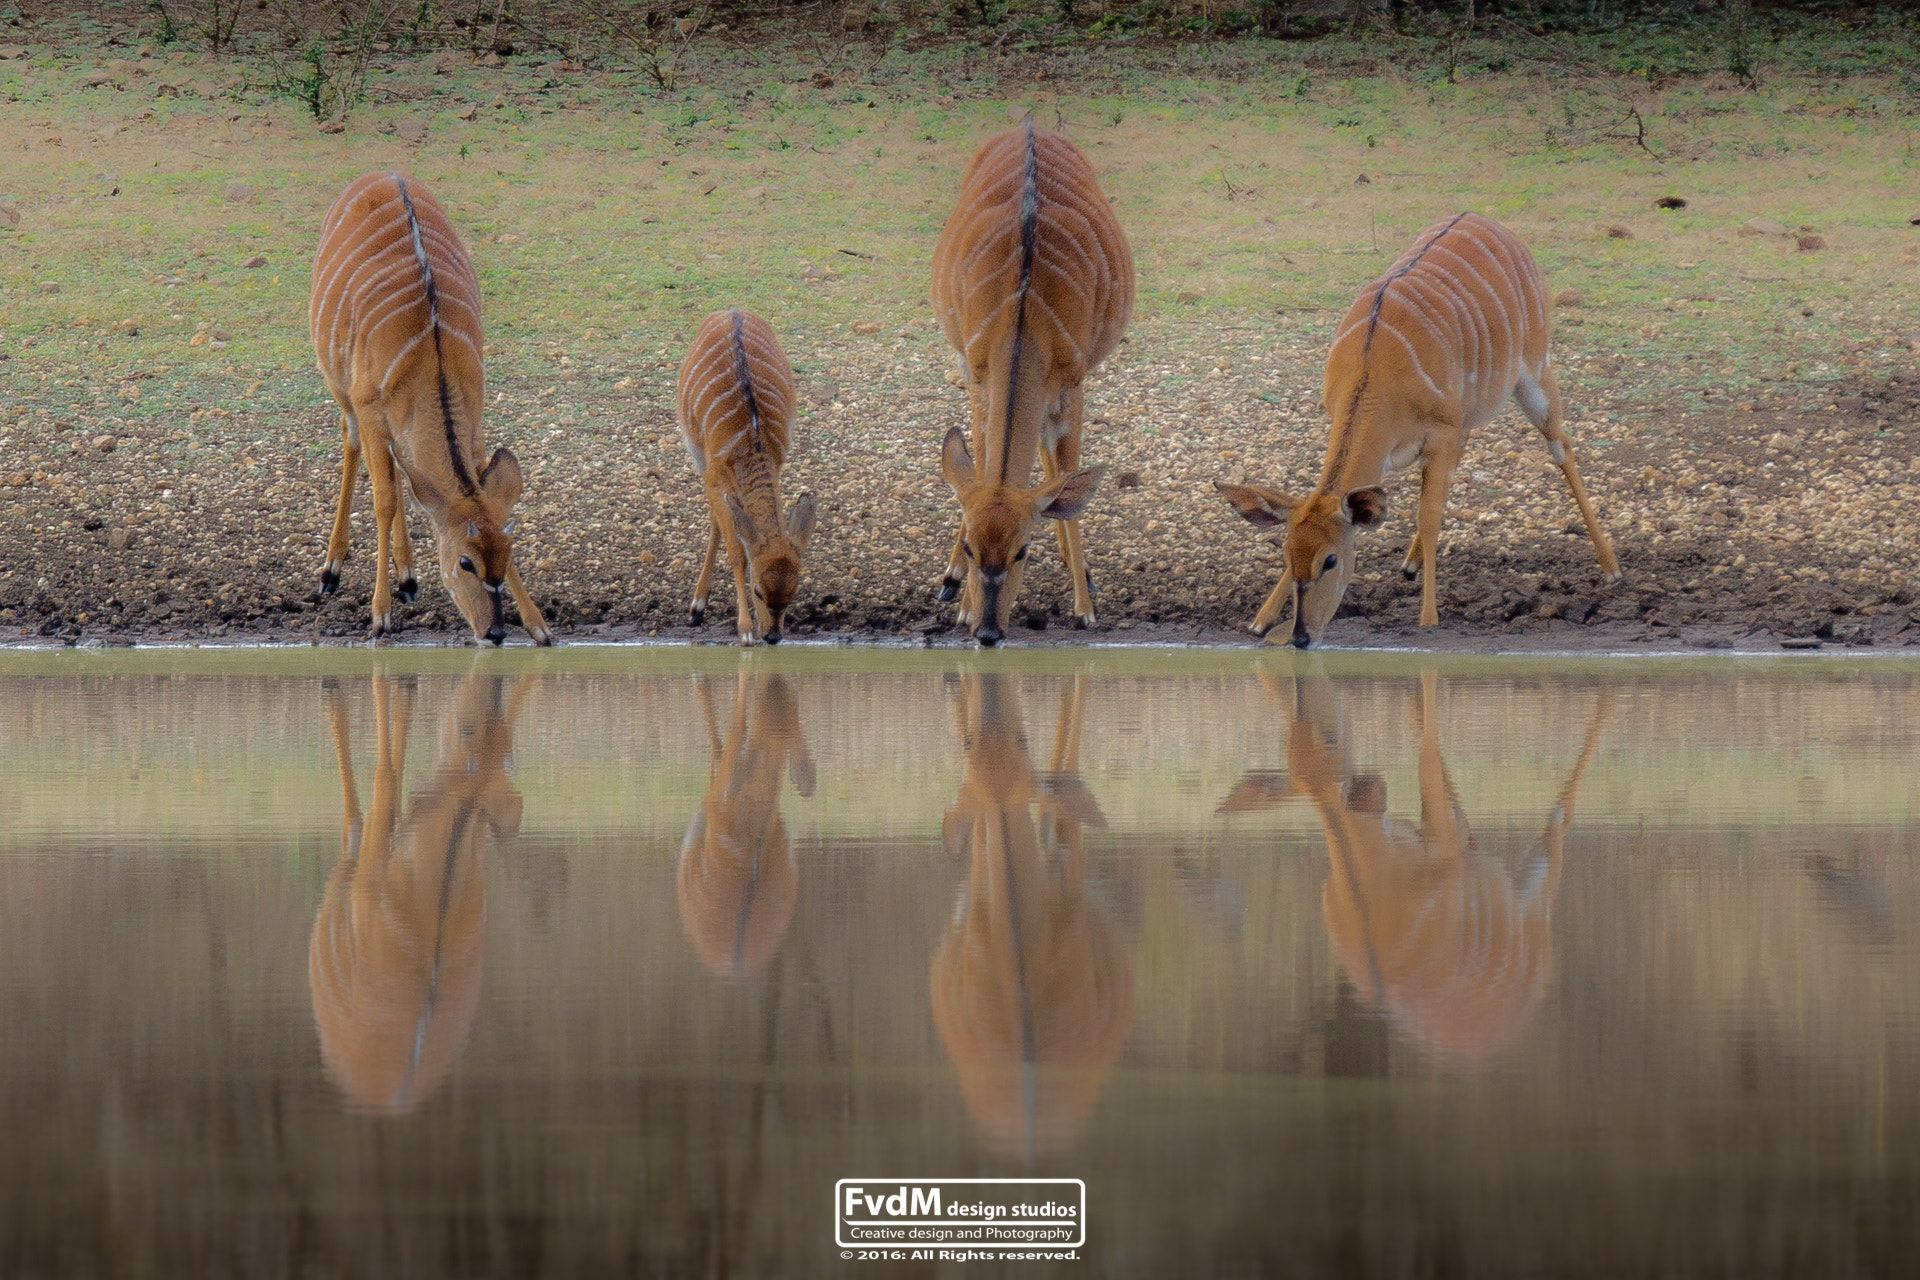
[1221,671,1610,1062]
[309,672,530,1115]
[932,673,1133,1156]
[678,672,816,978]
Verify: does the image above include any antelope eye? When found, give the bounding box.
[459,556,476,574]
[962,543,976,560]
[1322,553,1338,574]
[1014,545,1028,562]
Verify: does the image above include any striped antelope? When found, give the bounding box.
[1215,213,1620,647]
[932,671,1133,1155]
[676,307,817,645]
[1217,671,1610,1060]
[678,671,816,978]
[309,671,531,1114]
[310,171,552,645]
[931,121,1134,646]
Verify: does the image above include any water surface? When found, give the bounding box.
[3,649,1918,1277]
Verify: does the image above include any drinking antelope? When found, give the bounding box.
[677,307,816,645]
[931,121,1135,645]
[309,670,531,1114]
[932,671,1133,1155]
[678,671,816,978]
[1218,671,1610,1060]
[311,171,552,645]
[1215,213,1620,646]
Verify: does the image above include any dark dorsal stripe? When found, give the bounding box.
[728,307,763,442]
[999,118,1041,483]
[393,172,475,495]
[1361,209,1472,353]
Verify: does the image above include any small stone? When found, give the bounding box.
[1553,289,1584,308]
[639,550,656,565]
[396,118,429,143]
[0,45,27,60]
[83,70,113,87]
[225,181,251,202]
[3,472,28,487]
[93,435,116,453]
[1740,217,1789,237]
[456,102,477,120]
[810,70,834,89]
[108,527,131,549]
[850,320,880,335]
[211,327,233,342]
[318,119,345,134]
[188,331,207,347]
[1796,234,1825,252]
[1606,225,1633,240]
[1176,290,1203,304]
[241,254,266,268]
[39,281,59,294]
[1116,471,1143,489]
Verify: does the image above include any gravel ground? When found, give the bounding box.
[5,312,1918,652]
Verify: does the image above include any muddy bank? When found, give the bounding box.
[6,364,1918,653]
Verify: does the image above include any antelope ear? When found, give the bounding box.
[1213,481,1300,528]
[501,519,516,538]
[1037,465,1105,521]
[396,456,445,509]
[939,426,976,492]
[723,490,759,545]
[1343,486,1389,528]
[786,493,817,552]
[465,520,479,539]
[480,447,524,508]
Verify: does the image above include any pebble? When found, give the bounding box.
[93,435,116,453]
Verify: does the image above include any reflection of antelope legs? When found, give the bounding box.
[932,672,1132,1157]
[309,670,530,1115]
[678,671,816,978]
[1218,670,1611,1061]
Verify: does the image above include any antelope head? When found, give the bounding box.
[405,447,525,646]
[941,427,1103,647]
[723,491,816,645]
[1214,481,1387,648]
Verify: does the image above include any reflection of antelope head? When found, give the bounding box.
[308,671,530,1115]
[1221,670,1610,1062]
[931,672,1134,1157]
[678,672,816,978]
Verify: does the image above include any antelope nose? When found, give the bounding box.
[486,625,507,646]
[1289,630,1312,650]
[764,629,782,646]
[975,623,1003,648]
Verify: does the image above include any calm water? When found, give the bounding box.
[3,648,1918,1278]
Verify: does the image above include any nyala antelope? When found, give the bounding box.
[1215,213,1620,647]
[311,171,552,645]
[678,672,816,978]
[1218,671,1610,1060]
[677,308,817,645]
[931,671,1133,1155]
[931,121,1135,646]
[309,671,531,1114]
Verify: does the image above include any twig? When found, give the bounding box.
[836,248,874,260]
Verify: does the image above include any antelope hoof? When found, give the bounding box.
[1602,571,1623,584]
[531,627,555,647]
[1401,564,1419,582]
[1073,612,1095,630]
[737,631,756,646]
[689,600,706,626]
[318,565,341,595]
[395,574,418,603]
[936,575,963,604]
[368,613,392,641]
[1249,619,1275,639]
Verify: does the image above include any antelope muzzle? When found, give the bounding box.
[486,581,507,646]
[972,573,1005,647]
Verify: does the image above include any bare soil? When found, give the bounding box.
[6,356,1917,653]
